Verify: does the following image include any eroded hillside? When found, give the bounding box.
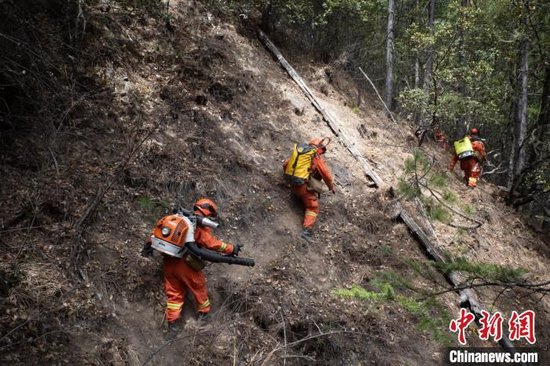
[1,1,549,365]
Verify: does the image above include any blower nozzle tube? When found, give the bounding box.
[177,208,219,229]
[185,242,255,267]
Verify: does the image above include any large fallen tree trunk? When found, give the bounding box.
[258,30,384,188]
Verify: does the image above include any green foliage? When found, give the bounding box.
[421,197,451,224]
[398,178,420,199]
[442,190,457,204]
[461,203,476,215]
[278,1,316,24]
[435,257,528,283]
[400,295,450,343]
[524,167,550,195]
[233,0,549,205]
[428,205,451,223]
[402,22,433,52]
[380,244,394,256]
[320,0,385,23]
[397,88,428,117]
[403,149,429,175]
[403,157,416,175]
[334,283,395,301]
[394,0,537,156]
[372,270,414,292]
[334,282,451,344]
[429,173,447,189]
[399,256,439,280]
[137,195,169,224]
[399,150,455,223]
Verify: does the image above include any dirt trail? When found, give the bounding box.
[1,1,549,365]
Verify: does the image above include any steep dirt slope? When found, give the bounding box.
[1,1,548,365]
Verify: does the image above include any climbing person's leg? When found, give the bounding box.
[291,184,319,241]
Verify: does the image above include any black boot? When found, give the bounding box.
[300,228,313,242]
[197,312,211,322]
[166,320,181,340]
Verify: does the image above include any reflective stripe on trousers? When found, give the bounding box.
[291,184,320,229]
[163,257,211,323]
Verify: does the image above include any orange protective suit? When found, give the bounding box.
[163,213,234,324]
[283,154,335,229]
[449,137,487,187]
[433,128,448,149]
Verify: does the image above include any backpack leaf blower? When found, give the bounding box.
[150,208,255,267]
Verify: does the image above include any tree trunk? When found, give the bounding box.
[412,0,420,91]
[525,64,549,168]
[455,0,468,139]
[385,0,395,111]
[414,56,420,89]
[420,0,435,128]
[261,2,274,34]
[422,0,434,91]
[414,56,421,125]
[507,36,529,192]
[535,64,550,148]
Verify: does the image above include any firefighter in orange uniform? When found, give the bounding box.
[283,138,336,241]
[143,198,240,335]
[433,127,448,149]
[449,128,487,188]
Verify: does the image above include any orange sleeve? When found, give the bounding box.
[473,141,487,159]
[312,156,334,191]
[194,226,234,254]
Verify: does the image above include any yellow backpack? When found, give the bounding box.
[453,136,474,159]
[284,143,317,185]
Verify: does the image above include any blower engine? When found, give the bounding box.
[150,209,255,267]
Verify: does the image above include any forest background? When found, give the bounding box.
[244,0,549,227]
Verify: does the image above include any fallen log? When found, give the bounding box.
[258,30,339,135]
[258,30,384,188]
[414,197,436,237]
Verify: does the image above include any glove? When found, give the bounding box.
[141,242,154,257]
[232,244,242,256]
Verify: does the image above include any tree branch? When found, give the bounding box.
[421,279,550,300]
[417,181,484,227]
